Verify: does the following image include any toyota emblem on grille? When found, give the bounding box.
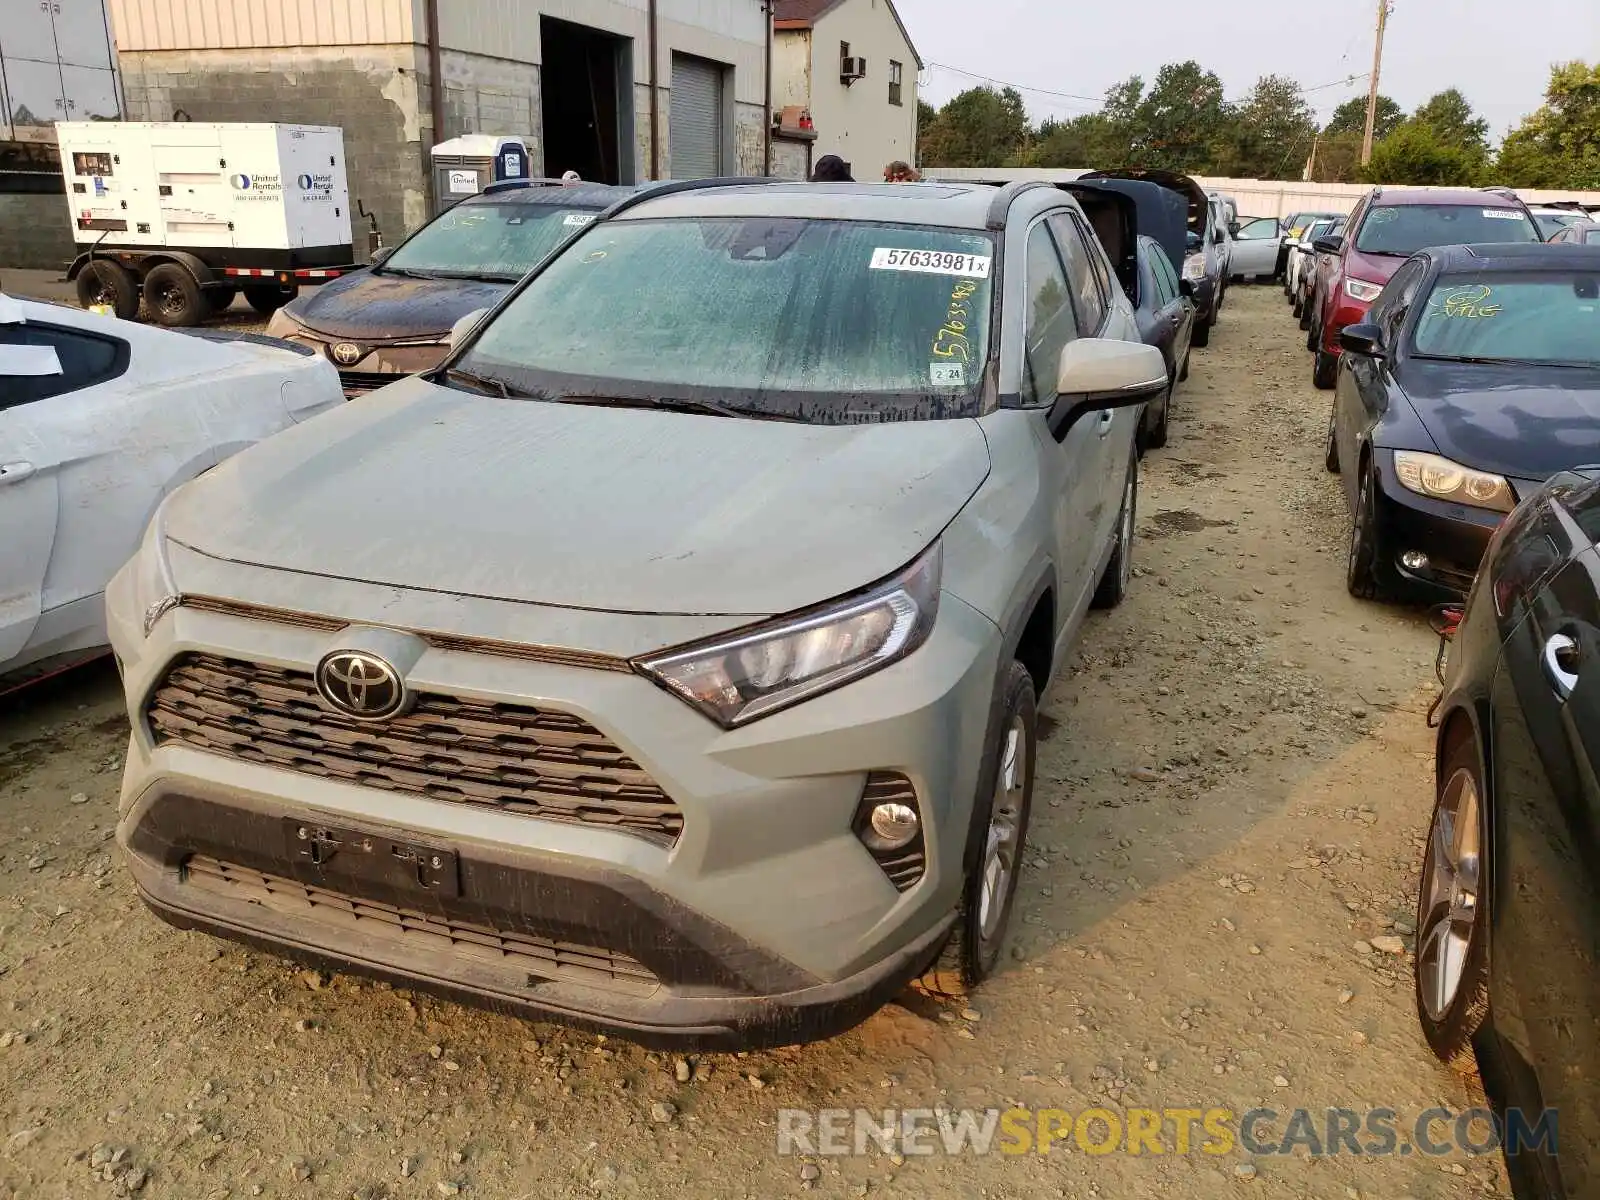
[331,342,364,366]
[316,650,406,719]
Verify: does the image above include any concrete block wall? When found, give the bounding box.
[0,194,77,270]
[735,102,764,176]
[118,45,429,256]
[435,50,543,176]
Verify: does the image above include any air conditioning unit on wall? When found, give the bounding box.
[840,56,867,84]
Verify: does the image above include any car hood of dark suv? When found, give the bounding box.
[284,268,513,341]
[163,377,994,617]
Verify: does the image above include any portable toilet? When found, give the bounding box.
[430,136,532,213]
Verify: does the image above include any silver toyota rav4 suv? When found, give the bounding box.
[107,179,1167,1049]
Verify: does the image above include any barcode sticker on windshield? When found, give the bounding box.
[1482,209,1523,220]
[564,213,596,227]
[930,362,966,386]
[871,247,992,278]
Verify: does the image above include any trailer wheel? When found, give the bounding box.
[75,261,139,320]
[144,263,206,327]
[245,284,298,315]
[205,286,238,316]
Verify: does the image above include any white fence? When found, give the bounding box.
[918,168,1600,219]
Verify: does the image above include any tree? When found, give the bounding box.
[1025,114,1114,169]
[1308,131,1366,183]
[1132,61,1230,172]
[1408,88,1491,157]
[1494,60,1600,189]
[1225,74,1317,178]
[1325,94,1404,141]
[1362,122,1484,186]
[917,85,1030,168]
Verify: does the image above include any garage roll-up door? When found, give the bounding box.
[670,53,724,179]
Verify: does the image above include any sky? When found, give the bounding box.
[907,0,1599,140]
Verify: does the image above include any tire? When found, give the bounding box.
[915,660,1037,1000]
[143,263,206,327]
[1191,316,1212,348]
[1324,404,1340,473]
[1292,295,1303,319]
[245,284,298,315]
[1178,350,1190,383]
[1313,349,1338,390]
[1091,453,1138,610]
[1300,298,1316,333]
[75,260,139,320]
[1146,381,1171,450]
[206,285,238,315]
[1346,464,1395,602]
[1414,732,1491,1073]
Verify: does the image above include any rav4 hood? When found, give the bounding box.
[1343,248,1407,288]
[164,378,993,617]
[285,269,512,341]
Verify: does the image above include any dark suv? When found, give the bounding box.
[1308,188,1541,389]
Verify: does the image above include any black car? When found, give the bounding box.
[265,180,634,392]
[1130,234,1195,448]
[1327,242,1600,601]
[1420,467,1600,1198]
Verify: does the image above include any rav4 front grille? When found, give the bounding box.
[145,653,683,845]
[184,855,660,995]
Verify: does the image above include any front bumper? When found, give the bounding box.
[106,548,1003,1048]
[279,333,450,395]
[1373,456,1507,597]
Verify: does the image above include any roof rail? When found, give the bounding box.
[480,177,563,195]
[1479,185,1519,199]
[985,180,1052,230]
[602,175,781,219]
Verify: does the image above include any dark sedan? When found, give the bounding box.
[266,180,634,392]
[1327,242,1600,602]
[1421,467,1600,1198]
[1131,233,1195,449]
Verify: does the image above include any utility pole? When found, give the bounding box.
[1360,0,1392,166]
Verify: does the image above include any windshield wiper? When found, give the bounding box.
[1413,353,1569,368]
[377,266,440,279]
[555,395,802,421]
[443,367,528,397]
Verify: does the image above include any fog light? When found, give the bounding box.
[864,802,920,852]
[1400,551,1429,571]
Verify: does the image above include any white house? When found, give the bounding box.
[771,0,920,181]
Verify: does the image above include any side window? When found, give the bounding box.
[1019,221,1080,407]
[1047,213,1107,333]
[1235,217,1279,240]
[1150,248,1180,305]
[0,322,128,410]
[1368,259,1424,340]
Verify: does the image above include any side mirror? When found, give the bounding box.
[448,307,491,348]
[1212,227,1226,245]
[1178,277,1195,298]
[1338,322,1385,358]
[1228,221,1241,237]
[369,246,394,266]
[1047,338,1168,441]
[1312,235,1343,255]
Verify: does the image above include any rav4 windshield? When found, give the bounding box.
[1354,205,1540,255]
[384,202,598,278]
[1413,271,1600,366]
[455,217,998,422]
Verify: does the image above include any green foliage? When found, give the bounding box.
[1361,122,1485,186]
[1223,74,1318,179]
[1493,61,1600,190]
[917,86,1031,168]
[1325,95,1404,140]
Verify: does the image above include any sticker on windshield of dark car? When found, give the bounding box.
[1482,210,1524,220]
[871,248,992,278]
[564,213,596,227]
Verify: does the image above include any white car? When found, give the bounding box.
[0,295,344,691]
[1286,215,1344,311]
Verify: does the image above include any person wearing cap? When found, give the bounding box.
[809,155,853,182]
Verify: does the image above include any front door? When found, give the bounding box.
[1229,217,1282,278]
[0,355,61,666]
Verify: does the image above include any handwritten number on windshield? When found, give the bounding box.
[933,279,979,361]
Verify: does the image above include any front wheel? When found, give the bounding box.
[1091,453,1138,610]
[1324,404,1340,473]
[1313,349,1338,390]
[1347,465,1394,602]
[915,661,1037,1000]
[1191,315,1212,348]
[1414,735,1491,1073]
[1146,380,1171,450]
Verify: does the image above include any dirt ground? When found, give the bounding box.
[0,285,1509,1199]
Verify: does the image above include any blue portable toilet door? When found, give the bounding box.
[494,141,530,182]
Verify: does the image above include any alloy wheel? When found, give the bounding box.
[1117,470,1136,593]
[1417,769,1482,1019]
[977,716,1027,946]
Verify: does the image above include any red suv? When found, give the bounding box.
[1308,188,1542,389]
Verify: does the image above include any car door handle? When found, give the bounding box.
[1543,632,1580,701]
[0,461,35,486]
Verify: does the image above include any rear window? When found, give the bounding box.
[1354,204,1541,255]
[1412,271,1600,366]
[457,217,998,422]
[383,200,601,280]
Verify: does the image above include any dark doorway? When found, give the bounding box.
[540,17,630,185]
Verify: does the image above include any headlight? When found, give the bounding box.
[129,494,184,637]
[1393,451,1514,513]
[1182,255,1207,282]
[637,543,942,728]
[1344,277,1384,303]
[265,307,307,339]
